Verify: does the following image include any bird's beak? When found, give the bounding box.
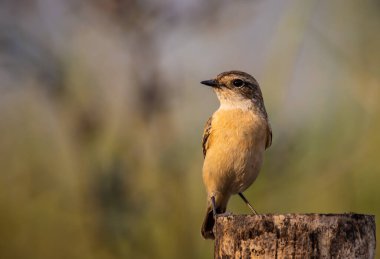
[200,79,218,87]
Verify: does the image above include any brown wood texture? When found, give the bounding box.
[214,214,375,259]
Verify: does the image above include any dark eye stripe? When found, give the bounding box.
[232,79,244,87]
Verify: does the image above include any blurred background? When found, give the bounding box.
[0,0,379,258]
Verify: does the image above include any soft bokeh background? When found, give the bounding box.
[0,0,379,258]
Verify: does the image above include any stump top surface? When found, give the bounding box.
[217,213,374,218]
[214,213,376,259]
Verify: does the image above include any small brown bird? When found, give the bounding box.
[200,71,272,239]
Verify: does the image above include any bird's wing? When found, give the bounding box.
[202,116,213,157]
[265,122,273,149]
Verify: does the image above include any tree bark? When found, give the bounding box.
[214,214,375,259]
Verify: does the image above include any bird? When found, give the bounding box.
[200,70,272,240]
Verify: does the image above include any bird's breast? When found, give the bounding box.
[203,108,268,194]
[210,108,267,152]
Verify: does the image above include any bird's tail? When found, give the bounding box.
[201,204,226,239]
[201,206,215,239]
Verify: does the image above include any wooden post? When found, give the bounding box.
[214,214,376,259]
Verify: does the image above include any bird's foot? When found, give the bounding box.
[211,196,217,217]
[238,192,258,215]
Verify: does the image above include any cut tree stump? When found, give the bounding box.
[214,214,375,259]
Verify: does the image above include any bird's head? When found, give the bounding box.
[201,70,265,111]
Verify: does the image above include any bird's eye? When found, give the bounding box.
[232,79,244,87]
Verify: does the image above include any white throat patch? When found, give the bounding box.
[218,98,254,111]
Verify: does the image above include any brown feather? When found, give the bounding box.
[266,123,273,149]
[202,116,212,157]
